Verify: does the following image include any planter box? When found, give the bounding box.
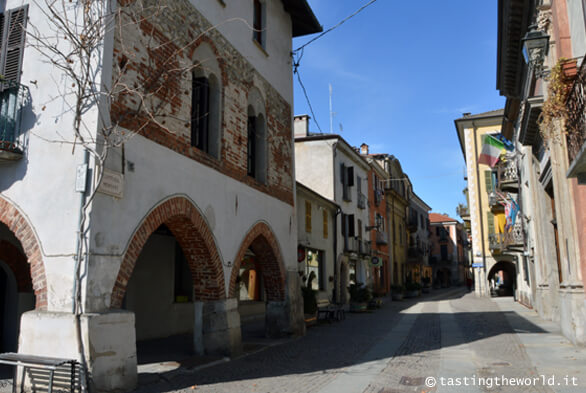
[404,290,420,298]
[350,302,368,312]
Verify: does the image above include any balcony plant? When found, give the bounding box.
[348,282,371,312]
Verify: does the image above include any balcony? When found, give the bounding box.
[357,192,367,209]
[373,189,383,206]
[359,239,371,256]
[495,155,518,191]
[0,82,29,162]
[344,236,359,253]
[566,59,586,183]
[375,230,388,245]
[488,219,525,252]
[406,214,418,232]
[456,203,470,219]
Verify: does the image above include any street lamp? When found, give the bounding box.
[521,24,549,79]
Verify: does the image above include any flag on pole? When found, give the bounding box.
[478,134,505,167]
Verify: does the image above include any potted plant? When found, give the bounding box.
[422,277,431,293]
[391,284,404,301]
[368,290,385,309]
[404,281,422,298]
[348,282,371,312]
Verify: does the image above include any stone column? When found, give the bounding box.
[199,298,242,357]
[18,310,137,393]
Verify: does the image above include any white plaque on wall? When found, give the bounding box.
[97,168,124,198]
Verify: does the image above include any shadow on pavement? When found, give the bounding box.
[132,288,547,392]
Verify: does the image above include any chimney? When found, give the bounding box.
[294,114,310,138]
[360,143,369,155]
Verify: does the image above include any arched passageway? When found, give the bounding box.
[488,261,517,297]
[230,222,287,338]
[110,196,226,364]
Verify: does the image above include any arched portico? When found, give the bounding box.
[230,222,288,337]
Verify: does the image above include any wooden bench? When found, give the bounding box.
[0,353,78,393]
[316,299,345,322]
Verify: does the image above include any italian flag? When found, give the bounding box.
[478,134,505,167]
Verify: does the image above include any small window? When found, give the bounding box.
[247,116,257,177]
[253,0,265,47]
[305,200,312,233]
[322,209,328,238]
[191,77,209,150]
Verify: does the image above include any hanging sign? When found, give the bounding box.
[297,247,306,262]
[370,256,381,267]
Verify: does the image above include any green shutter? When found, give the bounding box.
[484,170,493,193]
[486,212,495,234]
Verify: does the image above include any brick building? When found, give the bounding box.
[0,0,320,390]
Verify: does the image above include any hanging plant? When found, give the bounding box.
[538,58,575,142]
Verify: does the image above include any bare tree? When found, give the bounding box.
[24,0,252,390]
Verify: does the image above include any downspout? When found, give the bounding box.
[72,147,90,393]
[472,122,487,295]
[332,141,339,303]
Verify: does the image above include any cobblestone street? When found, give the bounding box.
[129,288,586,393]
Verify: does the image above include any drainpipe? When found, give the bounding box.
[332,206,341,303]
[472,122,487,296]
[72,147,90,393]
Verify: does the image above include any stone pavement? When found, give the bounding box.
[131,288,586,393]
[2,288,585,393]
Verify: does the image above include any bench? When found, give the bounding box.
[0,353,78,393]
[316,299,345,322]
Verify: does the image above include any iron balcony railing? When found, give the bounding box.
[359,239,371,256]
[495,155,519,191]
[566,59,586,166]
[375,230,388,245]
[488,219,524,252]
[0,82,29,161]
[357,192,367,209]
[344,236,359,253]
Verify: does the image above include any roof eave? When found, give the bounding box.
[281,0,322,37]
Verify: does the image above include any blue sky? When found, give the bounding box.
[292,0,506,217]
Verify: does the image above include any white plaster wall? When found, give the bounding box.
[294,140,335,200]
[124,233,194,341]
[87,133,297,311]
[0,1,107,311]
[194,0,294,104]
[296,187,336,301]
[567,0,586,58]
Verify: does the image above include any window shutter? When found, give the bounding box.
[340,163,346,184]
[484,170,493,193]
[487,212,495,234]
[348,214,355,237]
[191,77,209,150]
[322,209,328,238]
[341,214,347,236]
[305,200,312,233]
[347,166,354,186]
[357,219,362,239]
[0,6,28,86]
[357,176,362,193]
[247,116,256,177]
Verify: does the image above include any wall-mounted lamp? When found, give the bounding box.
[521,24,550,79]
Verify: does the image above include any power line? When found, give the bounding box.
[294,63,323,133]
[294,0,379,53]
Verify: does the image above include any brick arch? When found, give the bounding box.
[0,197,47,309]
[110,196,225,308]
[0,241,32,292]
[229,222,286,301]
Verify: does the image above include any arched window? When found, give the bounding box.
[191,44,222,159]
[247,88,267,184]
